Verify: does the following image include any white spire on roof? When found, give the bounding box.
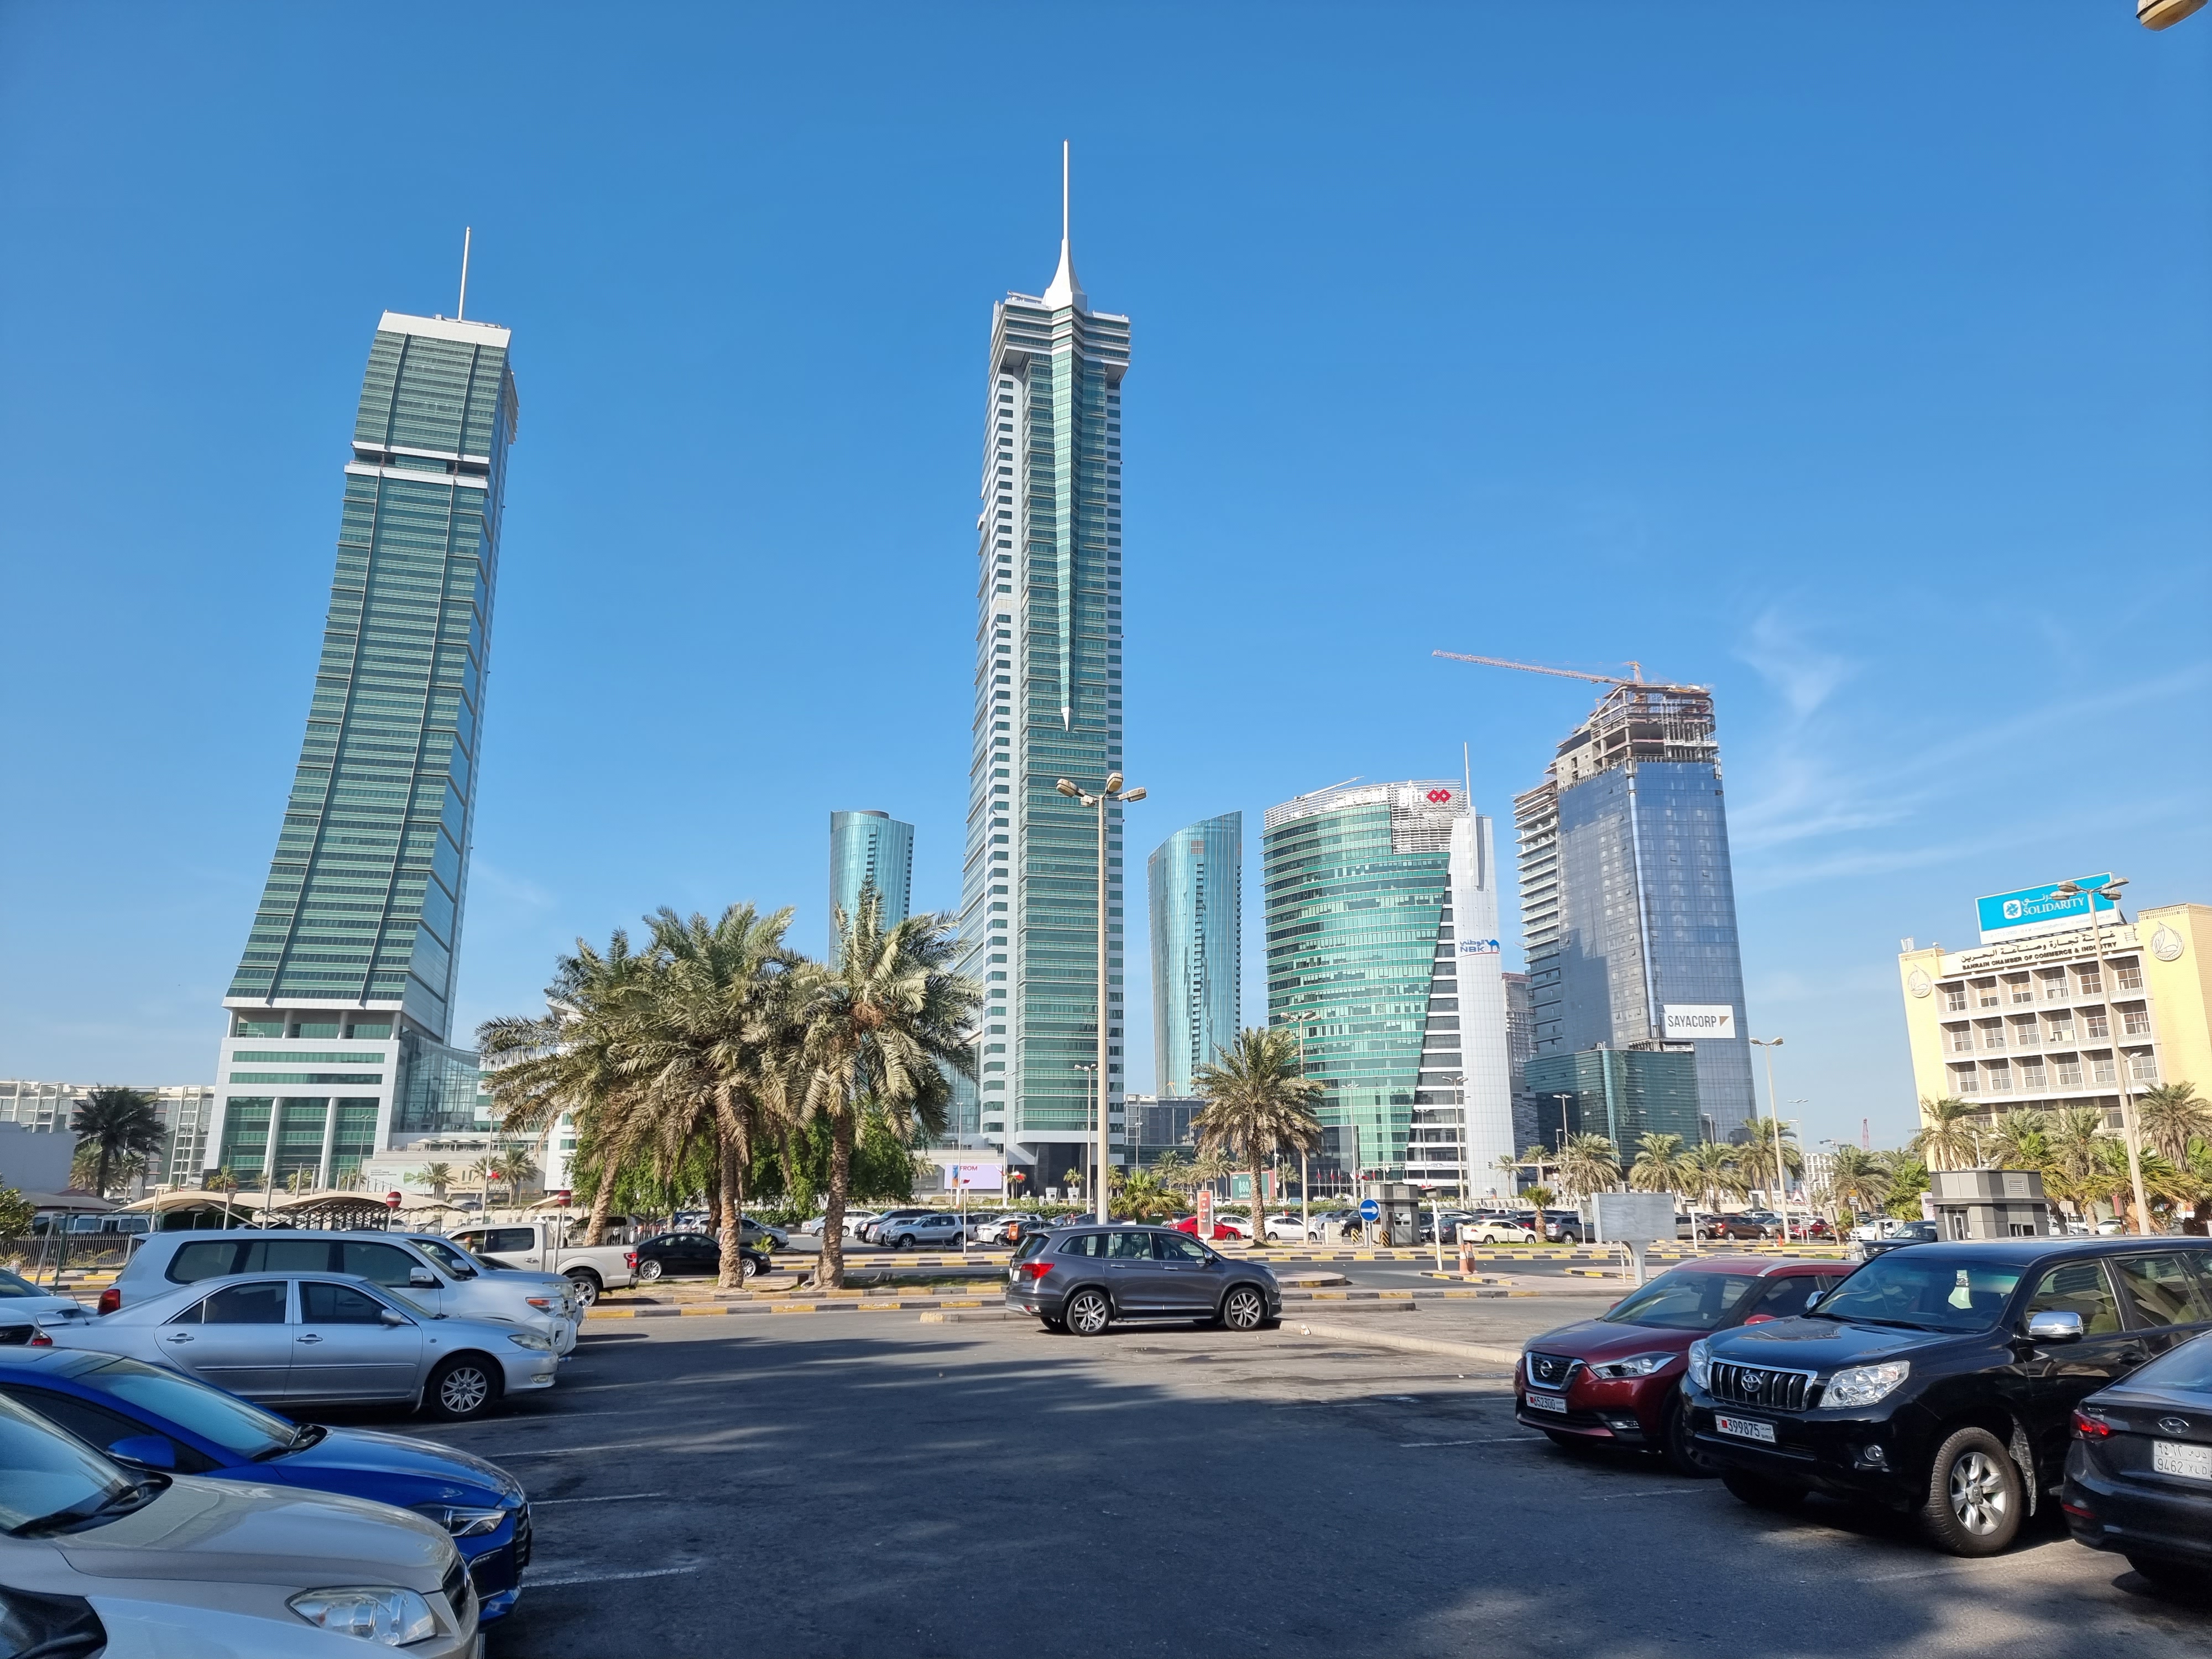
[1041,140,1087,313]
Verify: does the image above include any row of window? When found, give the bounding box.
[1943,1005,2150,1049]
[1939,959,2142,1011]
[1949,1051,2158,1092]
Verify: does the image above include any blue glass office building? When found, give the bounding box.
[207,311,518,1186]
[1148,812,1241,1095]
[829,811,914,955]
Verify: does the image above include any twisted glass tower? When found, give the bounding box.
[1149,812,1241,1096]
[829,810,914,957]
[206,311,517,1187]
[956,154,1131,1186]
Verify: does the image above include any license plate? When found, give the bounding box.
[1525,1390,1568,1414]
[2153,1440,2212,1480]
[1715,1415,1777,1443]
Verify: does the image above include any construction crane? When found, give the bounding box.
[1432,650,1645,685]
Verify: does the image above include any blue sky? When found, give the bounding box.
[3,5,2207,1152]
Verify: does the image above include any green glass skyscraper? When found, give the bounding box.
[829,810,914,958]
[1149,812,1240,1096]
[956,150,1130,1186]
[206,310,518,1188]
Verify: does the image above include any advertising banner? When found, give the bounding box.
[1975,877,2118,944]
[947,1162,1004,1192]
[1660,1004,1738,1041]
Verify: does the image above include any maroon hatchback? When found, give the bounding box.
[1517,1256,1851,1474]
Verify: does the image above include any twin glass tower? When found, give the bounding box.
[956,152,1131,1187]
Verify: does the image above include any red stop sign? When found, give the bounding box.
[384,1191,402,1208]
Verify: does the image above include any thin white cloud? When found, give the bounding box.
[1737,608,1858,722]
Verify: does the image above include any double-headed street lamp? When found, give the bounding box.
[2052,876,2152,1237]
[1749,1036,1786,1218]
[1058,773,1145,1225]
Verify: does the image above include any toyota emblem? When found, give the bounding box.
[2159,1416,2192,1436]
[1426,788,1452,804]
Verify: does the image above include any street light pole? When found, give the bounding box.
[1750,1036,1784,1220]
[1059,774,1146,1227]
[1074,1063,1098,1207]
[2053,877,2151,1237]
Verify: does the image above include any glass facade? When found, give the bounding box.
[956,222,1130,1176]
[1147,812,1241,1095]
[1523,1047,1702,1152]
[828,811,914,959]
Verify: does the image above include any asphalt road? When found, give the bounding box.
[328,1293,2212,1658]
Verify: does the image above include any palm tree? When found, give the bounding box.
[2046,1108,2110,1223]
[1628,1133,1695,1201]
[1150,1150,1191,1192]
[1983,1109,2052,1174]
[2138,1082,2212,1166]
[70,1088,166,1199]
[1185,1147,1234,1197]
[1822,1145,1892,1225]
[1683,1140,1745,1220]
[1523,1183,1557,1215]
[410,1162,454,1198]
[797,898,980,1290]
[1553,1133,1621,1204]
[492,1149,538,1198]
[1912,1097,1982,1173]
[1190,1027,1323,1253]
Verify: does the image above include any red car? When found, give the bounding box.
[1166,1215,1243,1242]
[1516,1256,1853,1474]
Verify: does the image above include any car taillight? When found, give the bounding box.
[2072,1409,2112,1438]
[1020,1260,1054,1280]
[28,1329,53,1347]
[625,1252,638,1270]
[96,1287,121,1316]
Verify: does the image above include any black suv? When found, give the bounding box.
[1005,1224,1281,1335]
[1684,1238,2212,1555]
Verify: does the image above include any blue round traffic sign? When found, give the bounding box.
[1358,1198,1380,1222]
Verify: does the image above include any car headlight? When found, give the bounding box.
[525,1295,560,1313]
[288,1587,437,1645]
[507,1331,555,1352]
[1592,1352,1677,1380]
[411,1503,507,1538]
[1824,1360,1910,1407]
[1687,1339,1711,1390]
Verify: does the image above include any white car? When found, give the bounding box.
[1263,1213,1305,1242]
[0,1265,94,1337]
[880,1212,968,1249]
[1210,1215,1251,1241]
[53,1271,558,1421]
[0,1389,479,1657]
[1462,1218,1536,1243]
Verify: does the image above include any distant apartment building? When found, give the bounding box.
[1263,780,1515,1196]
[1514,681,1755,1142]
[1503,970,1537,1152]
[1148,812,1241,1095]
[0,1083,218,1191]
[829,811,914,953]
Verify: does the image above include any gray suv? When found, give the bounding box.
[1005,1224,1281,1335]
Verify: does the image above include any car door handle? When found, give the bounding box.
[295,1334,322,1344]
[163,1333,193,1344]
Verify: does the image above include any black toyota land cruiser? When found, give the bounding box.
[1683,1238,2212,1555]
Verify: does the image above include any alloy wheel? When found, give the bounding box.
[1949,1450,2010,1535]
[1223,1287,1266,1331]
[637,1260,663,1282]
[440,1365,491,1416]
[1067,1290,1111,1336]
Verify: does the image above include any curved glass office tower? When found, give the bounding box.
[206,311,518,1187]
[1148,812,1241,1095]
[829,811,914,957]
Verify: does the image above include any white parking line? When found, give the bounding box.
[525,1565,702,1588]
[531,1492,666,1505]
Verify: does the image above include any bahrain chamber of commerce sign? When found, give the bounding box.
[1661,1004,1738,1041]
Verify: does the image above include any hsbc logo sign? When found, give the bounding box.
[1425,789,1452,805]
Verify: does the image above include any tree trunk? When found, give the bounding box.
[93,1145,112,1201]
[582,1159,620,1247]
[816,1109,854,1291]
[1251,1157,1266,1247]
[717,1088,750,1290]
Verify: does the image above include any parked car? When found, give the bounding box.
[106,1229,580,1354]
[1687,1237,2212,1555]
[632,1233,773,1282]
[1418,1211,1475,1245]
[1464,1215,1538,1244]
[0,1387,481,1657]
[1845,1219,1939,1261]
[859,1208,937,1245]
[1005,1225,1281,1335]
[1166,1215,1244,1242]
[1264,1213,1306,1242]
[0,1265,93,1340]
[0,1347,533,1620]
[2065,1326,2212,1589]
[446,1220,639,1305]
[1517,1256,1850,1474]
[399,1231,599,1334]
[1701,1213,1778,1241]
[980,1213,1044,1245]
[1526,1209,1585,1244]
[54,1271,560,1422]
[1000,1214,1059,1247]
[881,1212,968,1250]
[1303,1208,1361,1241]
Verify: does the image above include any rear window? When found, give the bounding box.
[165,1238,426,1286]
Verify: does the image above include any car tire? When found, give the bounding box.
[1721,1469,1807,1511]
[893,1234,914,1250]
[637,1259,664,1283]
[1220,1285,1267,1332]
[565,1271,601,1308]
[1919,1427,2023,1556]
[425,1354,502,1422]
[1066,1288,1112,1337]
[739,1256,759,1282]
[1661,1389,1713,1478]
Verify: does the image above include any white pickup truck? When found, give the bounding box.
[447,1221,639,1306]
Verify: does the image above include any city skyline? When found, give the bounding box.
[4,9,2206,1160]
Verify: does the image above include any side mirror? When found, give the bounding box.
[1804,1291,1824,1310]
[2027,1310,2084,1344]
[107,1434,177,1470]
[379,1308,409,1327]
[408,1268,439,1288]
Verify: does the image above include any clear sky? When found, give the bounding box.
[3,4,2208,1154]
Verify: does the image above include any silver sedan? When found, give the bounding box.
[49,1271,558,1421]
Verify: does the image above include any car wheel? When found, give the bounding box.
[637,1259,664,1283]
[1066,1288,1112,1337]
[426,1355,502,1422]
[565,1271,601,1308]
[1919,1427,2022,1556]
[739,1256,759,1282]
[1721,1469,1807,1511]
[1220,1285,1267,1332]
[1661,1389,1712,1478]
[893,1234,914,1249]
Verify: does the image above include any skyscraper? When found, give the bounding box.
[828,810,914,955]
[956,150,1130,1188]
[205,309,518,1188]
[1262,781,1515,1196]
[1513,681,1756,1142]
[1147,812,1241,1096]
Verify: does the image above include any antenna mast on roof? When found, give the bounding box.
[457,227,472,321]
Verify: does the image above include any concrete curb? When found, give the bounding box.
[1290,1319,1523,1368]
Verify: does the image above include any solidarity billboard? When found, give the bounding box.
[1661,1004,1738,1041]
[1976,877,2117,945]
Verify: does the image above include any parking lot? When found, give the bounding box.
[333,1291,2212,1658]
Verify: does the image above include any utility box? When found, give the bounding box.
[1363,1181,1420,1246]
[1931,1168,2058,1240]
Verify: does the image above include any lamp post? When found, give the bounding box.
[1279,1009,1323,1239]
[1074,1063,1098,1208]
[1058,774,1146,1227]
[2052,877,2151,1237]
[1452,1073,1469,1207]
[1749,1036,1784,1215]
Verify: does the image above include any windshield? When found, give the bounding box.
[0,1269,48,1300]
[72,1355,294,1459]
[1813,1255,2021,1332]
[1601,1271,1758,1331]
[409,1238,480,1277]
[0,1390,142,1533]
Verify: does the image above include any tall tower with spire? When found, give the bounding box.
[956,146,1131,1193]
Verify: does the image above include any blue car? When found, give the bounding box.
[0,1347,533,1620]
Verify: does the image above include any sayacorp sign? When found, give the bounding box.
[1661,1004,1738,1041]
[1976,876,2119,945]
